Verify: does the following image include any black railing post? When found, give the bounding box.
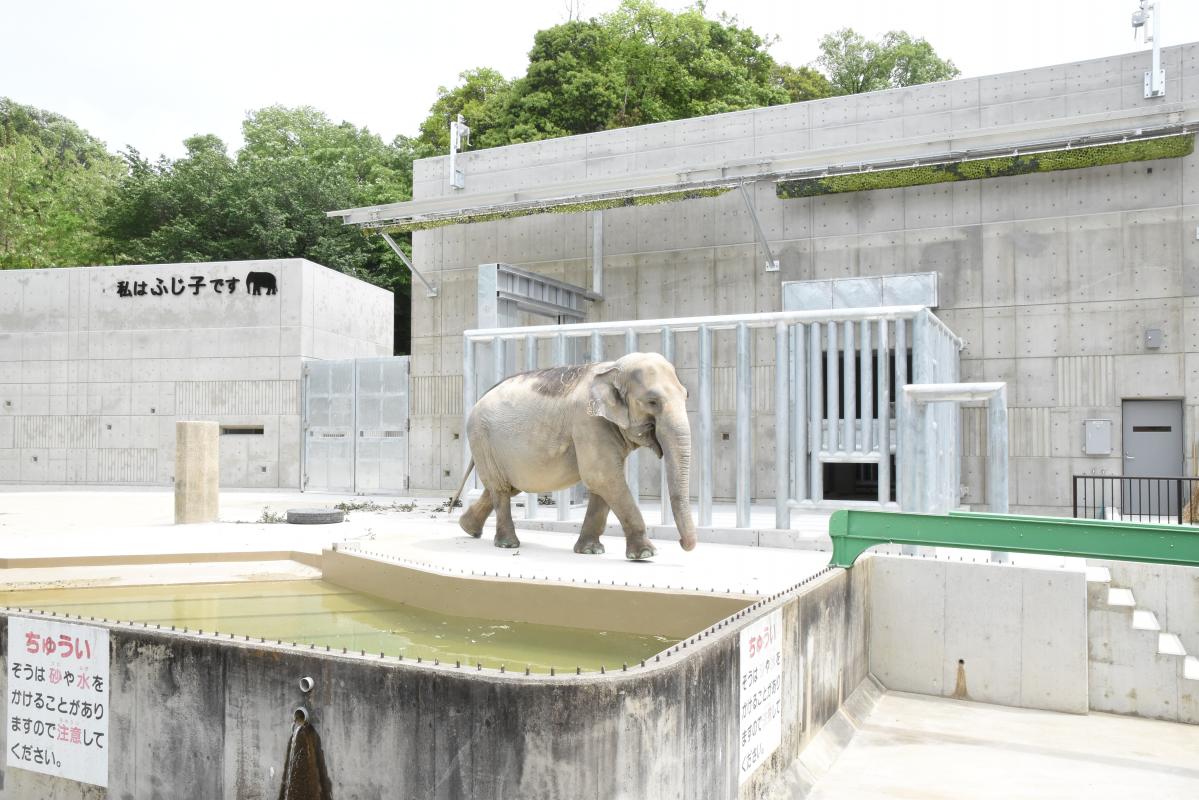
[1072,476,1078,518]
[1179,478,1185,525]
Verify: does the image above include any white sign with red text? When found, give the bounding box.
[738,609,783,785]
[7,617,109,787]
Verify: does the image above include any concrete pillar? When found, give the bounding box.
[175,421,219,524]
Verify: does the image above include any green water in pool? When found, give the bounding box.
[0,580,677,673]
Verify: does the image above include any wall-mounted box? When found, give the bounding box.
[1083,419,1113,455]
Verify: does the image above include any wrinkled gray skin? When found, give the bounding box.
[453,352,696,560]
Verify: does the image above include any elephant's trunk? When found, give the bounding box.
[658,410,697,552]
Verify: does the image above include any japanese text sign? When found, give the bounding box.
[7,617,109,787]
[738,609,783,785]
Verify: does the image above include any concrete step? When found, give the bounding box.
[1085,565,1111,583]
[1132,609,1161,631]
[1185,656,1199,682]
[1107,587,1135,607]
[1159,633,1187,657]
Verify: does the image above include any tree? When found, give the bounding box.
[100,107,416,352]
[771,64,834,104]
[817,29,959,96]
[415,0,790,152]
[0,98,122,268]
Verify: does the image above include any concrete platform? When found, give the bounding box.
[811,690,1199,799]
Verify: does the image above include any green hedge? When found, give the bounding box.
[775,134,1195,199]
[376,187,731,234]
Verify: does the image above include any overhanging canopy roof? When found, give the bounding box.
[327,122,1192,234]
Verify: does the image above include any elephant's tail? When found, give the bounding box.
[448,458,475,515]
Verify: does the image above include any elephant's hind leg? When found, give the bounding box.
[492,488,520,549]
[458,491,494,538]
[573,493,609,555]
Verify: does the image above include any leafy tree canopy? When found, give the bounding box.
[0,98,123,268]
[817,29,959,96]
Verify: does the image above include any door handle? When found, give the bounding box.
[1124,455,1135,460]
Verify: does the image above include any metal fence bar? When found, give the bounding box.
[894,318,908,514]
[860,319,873,455]
[775,322,790,530]
[827,321,839,455]
[1072,475,1199,525]
[554,333,570,521]
[625,329,640,506]
[660,327,674,526]
[809,322,824,503]
[698,326,713,527]
[877,319,890,505]
[463,337,477,493]
[464,305,939,342]
[525,334,538,519]
[843,320,855,453]
[793,323,807,503]
[736,322,752,528]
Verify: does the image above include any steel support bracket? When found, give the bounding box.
[380,231,438,298]
[738,181,779,272]
[828,509,1199,569]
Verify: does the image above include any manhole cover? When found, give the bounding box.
[286,508,345,525]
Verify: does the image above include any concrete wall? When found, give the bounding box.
[0,565,867,799]
[868,554,1088,713]
[0,259,391,488]
[406,42,1199,514]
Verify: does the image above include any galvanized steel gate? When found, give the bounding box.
[302,357,410,493]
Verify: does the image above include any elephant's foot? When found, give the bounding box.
[458,515,484,538]
[494,529,521,549]
[625,535,656,561]
[573,535,605,555]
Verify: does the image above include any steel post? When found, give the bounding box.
[661,327,674,526]
[699,326,713,527]
[554,334,570,521]
[625,329,640,506]
[774,322,790,530]
[736,323,752,528]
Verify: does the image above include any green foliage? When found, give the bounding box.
[101,106,413,286]
[777,134,1196,198]
[0,98,123,268]
[415,0,791,152]
[258,507,287,524]
[817,29,959,96]
[380,187,730,233]
[771,64,834,103]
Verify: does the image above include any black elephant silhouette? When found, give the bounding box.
[246,271,278,296]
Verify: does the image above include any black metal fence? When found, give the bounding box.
[1072,475,1199,525]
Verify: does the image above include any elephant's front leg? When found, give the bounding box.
[492,488,520,549]
[573,493,610,555]
[590,477,654,561]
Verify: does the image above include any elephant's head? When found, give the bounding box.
[588,352,697,552]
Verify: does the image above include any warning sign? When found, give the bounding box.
[738,609,783,785]
[6,617,109,787]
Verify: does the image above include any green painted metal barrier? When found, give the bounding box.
[828,509,1199,569]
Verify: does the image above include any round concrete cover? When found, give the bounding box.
[286,508,345,525]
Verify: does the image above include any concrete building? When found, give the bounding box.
[331,41,1199,517]
[0,259,392,488]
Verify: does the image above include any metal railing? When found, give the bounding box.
[1073,474,1199,525]
[463,305,961,530]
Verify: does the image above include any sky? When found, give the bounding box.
[3,0,1197,160]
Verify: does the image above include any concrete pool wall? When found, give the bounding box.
[0,561,866,799]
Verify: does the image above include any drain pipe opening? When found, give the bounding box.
[298,676,315,694]
[293,706,310,725]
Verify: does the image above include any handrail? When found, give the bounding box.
[464,305,946,341]
[828,509,1199,569]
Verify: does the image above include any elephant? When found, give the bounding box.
[245,271,278,296]
[449,352,696,560]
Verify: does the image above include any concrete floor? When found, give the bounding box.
[812,691,1199,799]
[0,486,832,594]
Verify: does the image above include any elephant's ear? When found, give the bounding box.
[588,365,630,429]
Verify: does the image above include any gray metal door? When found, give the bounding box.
[303,360,356,492]
[355,357,409,493]
[1122,399,1184,518]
